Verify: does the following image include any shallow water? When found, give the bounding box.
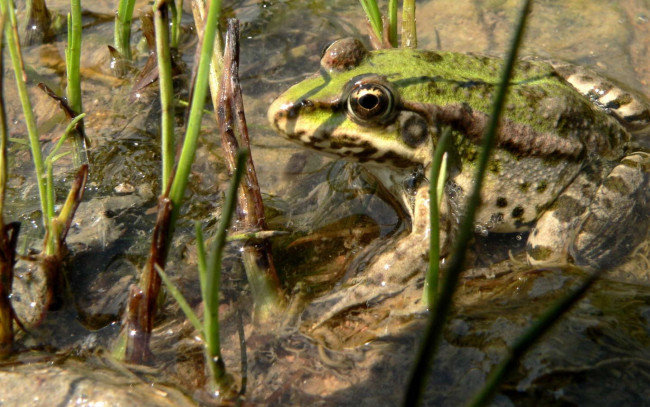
[1,0,650,406]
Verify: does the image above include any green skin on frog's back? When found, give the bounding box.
[268,38,650,276]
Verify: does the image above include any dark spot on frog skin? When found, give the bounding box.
[400,113,429,147]
[527,243,553,261]
[512,206,525,218]
[374,150,416,168]
[417,51,443,64]
[496,197,508,208]
[550,195,586,222]
[290,130,306,140]
[519,181,530,192]
[536,180,548,193]
[488,160,501,174]
[603,175,631,196]
[353,146,380,159]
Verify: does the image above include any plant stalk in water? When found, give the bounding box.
[0,14,20,358]
[115,0,223,363]
[359,0,383,44]
[202,150,247,395]
[422,127,450,307]
[216,19,284,321]
[401,0,416,48]
[168,0,222,229]
[157,152,247,397]
[171,0,182,48]
[65,0,87,167]
[154,0,175,191]
[1,0,48,234]
[115,0,137,59]
[388,0,397,47]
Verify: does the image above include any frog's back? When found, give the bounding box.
[372,48,631,160]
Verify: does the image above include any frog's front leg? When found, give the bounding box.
[528,152,650,269]
[304,184,451,326]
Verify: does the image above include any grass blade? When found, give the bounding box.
[1,0,49,230]
[168,0,222,231]
[115,0,137,59]
[156,264,204,335]
[204,149,248,374]
[154,0,175,191]
[65,0,87,167]
[401,0,417,48]
[388,0,397,47]
[65,0,82,114]
[359,0,383,43]
[423,127,450,307]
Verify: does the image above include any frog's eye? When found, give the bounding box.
[347,83,396,125]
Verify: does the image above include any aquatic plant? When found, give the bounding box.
[115,0,224,364]
[114,0,137,60]
[0,0,88,327]
[0,14,21,358]
[65,0,86,167]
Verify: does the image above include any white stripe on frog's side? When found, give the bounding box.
[551,62,650,131]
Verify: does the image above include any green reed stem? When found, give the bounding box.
[157,264,203,334]
[388,0,397,47]
[171,0,182,48]
[0,13,6,225]
[403,0,533,405]
[0,13,12,359]
[168,0,221,231]
[154,0,175,192]
[423,128,450,308]
[359,0,383,42]
[158,151,246,393]
[66,0,84,167]
[42,113,83,254]
[1,0,49,229]
[65,0,81,114]
[115,0,137,59]
[204,149,247,387]
[196,222,207,294]
[401,0,417,48]
[48,113,85,160]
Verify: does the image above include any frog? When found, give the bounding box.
[268,38,650,321]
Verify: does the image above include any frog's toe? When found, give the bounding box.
[527,188,591,266]
[571,152,650,269]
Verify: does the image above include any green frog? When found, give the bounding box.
[268,38,650,319]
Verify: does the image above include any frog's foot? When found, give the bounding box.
[528,152,650,269]
[303,232,429,328]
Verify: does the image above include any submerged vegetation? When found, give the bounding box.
[0,0,647,406]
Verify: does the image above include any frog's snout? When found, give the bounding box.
[268,98,315,136]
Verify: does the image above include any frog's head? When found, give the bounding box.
[268,38,435,170]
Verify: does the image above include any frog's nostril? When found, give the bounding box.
[286,100,314,119]
[299,99,314,110]
[286,104,300,119]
